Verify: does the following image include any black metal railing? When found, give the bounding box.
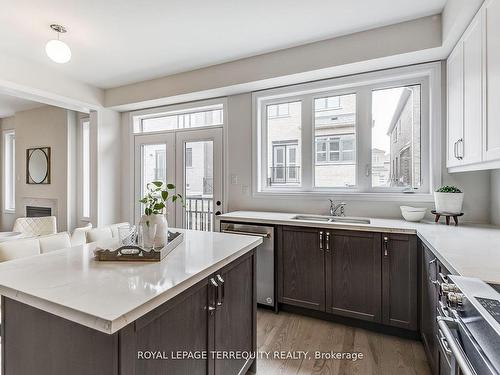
[185,196,214,231]
[269,166,300,185]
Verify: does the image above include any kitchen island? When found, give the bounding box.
[0,229,262,375]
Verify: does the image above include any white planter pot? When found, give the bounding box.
[140,214,168,249]
[434,192,464,214]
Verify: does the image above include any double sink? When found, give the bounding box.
[292,214,371,225]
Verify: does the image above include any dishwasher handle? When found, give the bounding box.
[437,316,477,375]
[221,229,270,238]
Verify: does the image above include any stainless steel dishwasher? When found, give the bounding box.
[220,222,275,308]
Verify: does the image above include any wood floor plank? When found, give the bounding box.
[253,309,430,375]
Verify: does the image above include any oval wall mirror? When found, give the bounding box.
[27,147,51,184]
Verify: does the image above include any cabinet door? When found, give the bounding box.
[129,280,211,375]
[325,230,381,322]
[381,234,417,330]
[420,243,439,374]
[485,0,500,161]
[447,42,464,168]
[280,226,325,311]
[462,12,484,165]
[214,253,255,375]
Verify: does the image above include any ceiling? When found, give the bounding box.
[0,93,44,118]
[0,0,446,89]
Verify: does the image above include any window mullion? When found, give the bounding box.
[301,96,313,190]
[357,87,371,192]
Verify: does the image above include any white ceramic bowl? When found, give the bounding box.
[400,206,427,222]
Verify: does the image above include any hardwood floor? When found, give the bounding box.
[253,308,430,375]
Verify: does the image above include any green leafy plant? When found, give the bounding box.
[139,181,184,216]
[436,185,462,193]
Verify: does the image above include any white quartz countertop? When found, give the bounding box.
[0,229,262,334]
[218,211,500,285]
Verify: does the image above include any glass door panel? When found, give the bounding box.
[176,128,222,231]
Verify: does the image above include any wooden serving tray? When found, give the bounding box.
[94,231,184,262]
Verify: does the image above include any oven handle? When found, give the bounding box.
[437,316,478,375]
[221,229,270,238]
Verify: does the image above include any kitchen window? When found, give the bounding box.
[81,118,91,220]
[3,130,15,212]
[253,63,439,198]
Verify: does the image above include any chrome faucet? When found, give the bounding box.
[329,200,346,217]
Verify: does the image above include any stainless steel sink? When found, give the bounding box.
[292,215,371,224]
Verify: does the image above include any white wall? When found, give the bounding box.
[491,170,500,226]
[96,109,122,226]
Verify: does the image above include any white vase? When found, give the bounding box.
[140,214,168,249]
[434,192,464,214]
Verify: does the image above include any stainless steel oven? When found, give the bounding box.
[437,275,500,375]
[220,222,275,308]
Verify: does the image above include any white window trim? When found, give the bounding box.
[3,129,16,213]
[252,62,442,202]
[79,117,91,222]
[126,97,228,224]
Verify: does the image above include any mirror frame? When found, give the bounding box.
[26,147,51,184]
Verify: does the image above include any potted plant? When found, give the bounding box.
[139,181,183,249]
[434,185,464,214]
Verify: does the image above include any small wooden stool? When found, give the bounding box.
[431,210,464,226]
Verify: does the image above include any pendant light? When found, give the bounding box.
[45,24,71,64]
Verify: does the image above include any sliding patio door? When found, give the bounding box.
[134,128,222,231]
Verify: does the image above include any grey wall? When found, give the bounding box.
[491,170,500,226]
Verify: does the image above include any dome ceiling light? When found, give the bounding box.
[45,24,71,64]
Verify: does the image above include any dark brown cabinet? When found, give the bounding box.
[325,230,382,322]
[121,251,256,375]
[381,233,418,330]
[420,242,439,373]
[279,226,325,311]
[214,254,255,375]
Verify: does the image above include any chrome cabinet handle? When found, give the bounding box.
[383,236,389,257]
[438,328,453,356]
[457,138,464,160]
[319,231,323,251]
[209,277,218,315]
[216,274,225,306]
[325,232,330,252]
[454,140,458,159]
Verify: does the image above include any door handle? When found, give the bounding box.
[383,236,389,257]
[325,232,330,253]
[457,138,464,160]
[319,231,323,251]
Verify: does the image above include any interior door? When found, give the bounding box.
[134,133,176,225]
[175,128,223,231]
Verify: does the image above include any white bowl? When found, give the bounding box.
[400,206,427,222]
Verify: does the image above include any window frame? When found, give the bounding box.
[80,118,91,221]
[252,62,441,201]
[3,129,15,213]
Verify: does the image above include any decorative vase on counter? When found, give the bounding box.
[140,214,168,249]
[434,186,464,214]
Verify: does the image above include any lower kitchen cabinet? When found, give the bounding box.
[214,254,255,375]
[382,233,418,330]
[279,226,325,311]
[420,242,438,373]
[325,230,382,322]
[121,251,256,375]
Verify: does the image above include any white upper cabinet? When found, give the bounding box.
[462,11,483,165]
[485,0,500,161]
[447,0,500,172]
[447,43,464,168]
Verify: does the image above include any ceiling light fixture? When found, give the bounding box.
[45,24,71,64]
